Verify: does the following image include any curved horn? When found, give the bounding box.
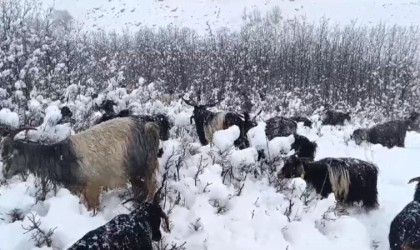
[205,98,224,108]
[153,185,164,205]
[182,97,197,107]
[408,176,420,184]
[252,109,263,121]
[1,126,36,138]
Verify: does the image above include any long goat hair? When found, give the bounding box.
[389,176,420,250]
[352,120,409,148]
[68,188,170,250]
[279,156,379,209]
[265,116,297,140]
[1,118,161,211]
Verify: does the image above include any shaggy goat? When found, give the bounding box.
[265,116,297,140]
[352,120,409,148]
[290,116,312,128]
[1,118,160,211]
[322,110,351,126]
[279,155,379,209]
[183,97,247,148]
[290,133,317,160]
[389,176,420,250]
[68,189,170,250]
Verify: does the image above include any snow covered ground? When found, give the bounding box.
[42,0,420,34]
[0,94,420,249]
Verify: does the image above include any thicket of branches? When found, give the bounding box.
[0,1,419,118]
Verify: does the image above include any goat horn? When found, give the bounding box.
[205,98,224,107]
[10,126,37,139]
[252,109,263,121]
[153,185,164,205]
[182,97,197,107]
[408,177,420,184]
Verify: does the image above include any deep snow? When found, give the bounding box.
[1,98,420,249]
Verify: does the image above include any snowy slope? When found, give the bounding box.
[42,0,420,34]
[1,97,420,249]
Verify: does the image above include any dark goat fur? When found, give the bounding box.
[389,177,420,250]
[58,106,73,124]
[1,118,160,210]
[407,111,420,132]
[68,202,166,250]
[95,109,131,125]
[183,98,247,148]
[279,156,379,209]
[257,133,317,162]
[322,110,351,126]
[94,108,172,141]
[290,116,312,128]
[134,114,173,141]
[352,120,409,148]
[290,134,317,160]
[265,116,297,140]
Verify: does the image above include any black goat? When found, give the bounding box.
[68,189,170,250]
[265,116,297,140]
[352,120,409,148]
[58,106,73,124]
[389,176,420,250]
[290,133,317,160]
[279,155,379,209]
[183,97,247,148]
[134,114,173,141]
[322,110,351,126]
[95,100,131,125]
[290,116,312,128]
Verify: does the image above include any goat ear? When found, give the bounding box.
[408,177,420,184]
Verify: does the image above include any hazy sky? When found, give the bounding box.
[43,0,420,33]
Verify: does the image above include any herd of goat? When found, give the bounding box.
[0,97,420,249]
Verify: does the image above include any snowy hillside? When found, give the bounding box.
[0,84,419,250]
[0,0,419,249]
